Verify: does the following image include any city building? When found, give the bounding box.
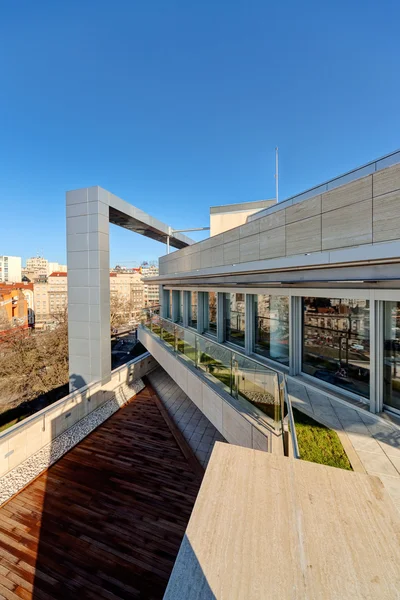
[33,272,68,327]
[141,262,160,306]
[0,284,30,334]
[47,271,68,318]
[33,282,50,326]
[25,256,67,279]
[110,270,144,321]
[0,255,22,283]
[26,255,48,277]
[48,261,67,274]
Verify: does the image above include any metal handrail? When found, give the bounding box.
[140,309,299,456]
[282,376,300,459]
[145,311,285,378]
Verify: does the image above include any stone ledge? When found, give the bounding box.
[0,378,144,507]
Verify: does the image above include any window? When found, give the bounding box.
[176,291,183,324]
[302,297,370,398]
[189,291,197,329]
[224,293,245,348]
[204,292,217,336]
[254,295,289,365]
[383,301,400,411]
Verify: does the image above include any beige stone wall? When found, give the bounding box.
[211,207,270,236]
[160,163,400,275]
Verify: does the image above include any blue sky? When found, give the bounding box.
[1,0,399,267]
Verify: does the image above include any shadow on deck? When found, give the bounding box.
[0,385,204,599]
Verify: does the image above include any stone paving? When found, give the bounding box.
[148,367,226,468]
[287,377,400,513]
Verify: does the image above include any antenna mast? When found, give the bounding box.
[275,147,279,203]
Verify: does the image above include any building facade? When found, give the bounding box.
[0,284,31,333]
[110,271,144,321]
[0,256,22,283]
[34,272,68,327]
[26,256,48,278]
[25,256,67,279]
[153,152,400,416]
[141,263,160,306]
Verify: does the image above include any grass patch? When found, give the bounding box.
[293,407,352,470]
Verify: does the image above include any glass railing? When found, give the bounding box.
[140,307,299,457]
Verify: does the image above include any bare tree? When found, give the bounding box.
[0,320,69,413]
[110,294,134,328]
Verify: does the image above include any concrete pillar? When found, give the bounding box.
[245,294,254,356]
[183,291,190,327]
[162,287,170,318]
[66,186,111,390]
[197,292,206,334]
[217,293,225,344]
[289,296,302,376]
[172,290,180,322]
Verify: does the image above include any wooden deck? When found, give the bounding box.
[0,385,204,599]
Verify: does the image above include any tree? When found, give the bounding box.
[110,294,134,328]
[0,320,69,413]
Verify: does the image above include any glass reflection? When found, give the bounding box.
[302,297,370,398]
[224,293,245,347]
[384,301,400,411]
[254,295,289,365]
[189,291,198,329]
[205,292,217,336]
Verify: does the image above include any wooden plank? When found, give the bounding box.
[0,386,203,599]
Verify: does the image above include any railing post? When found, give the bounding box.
[195,336,199,369]
[232,355,239,399]
[274,375,282,433]
[230,353,233,396]
[174,325,177,352]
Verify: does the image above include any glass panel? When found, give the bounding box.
[189,291,198,329]
[196,335,232,393]
[384,301,400,411]
[175,324,196,361]
[161,319,175,348]
[302,297,370,398]
[224,293,245,347]
[254,295,289,365]
[235,353,280,424]
[205,292,217,336]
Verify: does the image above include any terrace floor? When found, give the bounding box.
[288,377,400,513]
[148,368,227,468]
[0,385,203,599]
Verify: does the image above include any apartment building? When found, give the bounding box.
[47,272,68,317]
[110,270,144,319]
[34,272,68,326]
[0,284,29,332]
[141,263,160,306]
[26,256,48,277]
[25,256,67,279]
[0,255,22,283]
